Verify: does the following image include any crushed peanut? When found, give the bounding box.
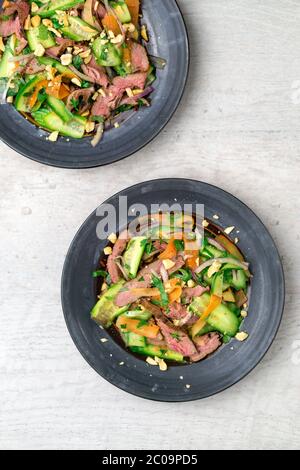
[108,233,117,244]
[79,49,91,59]
[241,310,248,318]
[73,47,84,55]
[100,338,108,343]
[235,331,249,342]
[6,96,14,103]
[141,24,148,41]
[202,219,209,228]
[107,30,115,39]
[155,357,167,371]
[132,88,143,95]
[187,279,196,288]
[48,131,59,142]
[111,34,123,44]
[85,121,95,133]
[84,55,92,64]
[60,53,73,66]
[224,226,235,235]
[101,282,108,291]
[31,15,41,28]
[34,43,45,57]
[162,259,176,270]
[24,15,31,30]
[48,27,62,37]
[207,260,222,278]
[104,246,113,255]
[146,357,158,366]
[186,384,191,389]
[0,37,4,52]
[31,2,39,13]
[126,87,133,97]
[100,39,109,45]
[92,91,99,101]
[99,88,106,97]
[42,18,53,28]
[114,122,120,128]
[71,77,82,87]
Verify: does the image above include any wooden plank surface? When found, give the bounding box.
[0,0,299,450]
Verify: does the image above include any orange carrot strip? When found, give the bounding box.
[191,295,222,337]
[102,13,121,36]
[125,0,140,27]
[159,238,177,260]
[29,79,48,109]
[116,316,159,338]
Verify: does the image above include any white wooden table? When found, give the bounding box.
[1,0,300,450]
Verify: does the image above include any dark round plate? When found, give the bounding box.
[0,0,189,168]
[61,178,285,401]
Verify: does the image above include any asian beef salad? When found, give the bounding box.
[91,214,251,368]
[0,0,159,144]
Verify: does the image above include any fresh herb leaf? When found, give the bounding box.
[92,270,108,278]
[171,333,181,341]
[52,17,62,30]
[81,80,90,88]
[171,268,192,283]
[137,319,148,328]
[174,239,184,252]
[70,97,79,111]
[23,46,32,55]
[91,115,105,123]
[152,275,169,307]
[72,55,83,70]
[115,104,134,114]
[138,276,145,282]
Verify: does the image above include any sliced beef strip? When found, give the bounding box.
[182,285,209,302]
[106,230,129,283]
[4,0,30,27]
[156,317,197,357]
[66,87,94,113]
[130,42,150,73]
[190,332,222,362]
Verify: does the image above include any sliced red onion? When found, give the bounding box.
[149,55,167,69]
[68,65,94,83]
[8,53,34,63]
[195,257,249,274]
[115,258,129,281]
[160,264,169,283]
[207,237,226,251]
[132,86,154,100]
[91,122,104,147]
[105,108,137,130]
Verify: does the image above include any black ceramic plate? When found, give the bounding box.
[0,0,189,168]
[61,178,285,402]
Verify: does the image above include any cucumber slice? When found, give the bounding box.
[46,95,73,122]
[130,345,184,362]
[211,272,223,297]
[0,34,17,78]
[189,292,240,337]
[26,25,56,51]
[110,1,131,23]
[207,304,240,337]
[231,270,247,290]
[61,16,99,41]
[92,38,121,67]
[32,107,87,138]
[37,0,83,18]
[37,56,76,79]
[91,280,128,327]
[14,74,46,112]
[123,236,147,279]
[122,331,146,348]
[123,310,152,321]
